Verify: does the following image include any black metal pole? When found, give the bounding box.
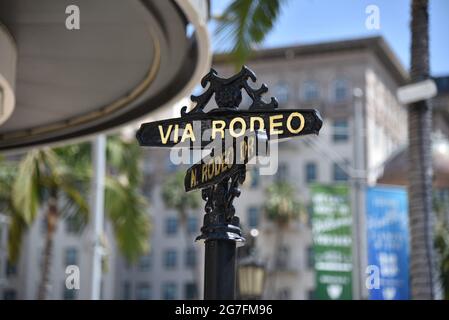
[204,239,237,299]
[196,170,246,300]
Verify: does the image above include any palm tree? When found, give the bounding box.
[263,180,303,298]
[1,136,151,299]
[9,148,89,299]
[215,0,286,69]
[264,181,303,227]
[0,159,25,264]
[161,170,201,298]
[408,0,439,299]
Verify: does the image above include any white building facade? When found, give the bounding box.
[1,37,409,300]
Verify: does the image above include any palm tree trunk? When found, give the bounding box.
[408,0,439,299]
[37,194,58,300]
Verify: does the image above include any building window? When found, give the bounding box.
[276,163,288,182]
[123,281,131,300]
[274,82,289,106]
[187,216,198,235]
[333,120,349,142]
[164,249,177,269]
[165,217,178,236]
[334,78,349,102]
[6,261,17,277]
[305,162,317,183]
[185,248,196,268]
[63,283,77,300]
[138,254,152,271]
[278,288,291,300]
[136,283,151,300]
[247,207,260,229]
[184,282,198,300]
[162,282,177,300]
[307,246,314,269]
[303,80,320,101]
[64,247,78,266]
[276,246,290,269]
[3,289,16,300]
[333,163,349,182]
[65,215,82,234]
[307,290,315,300]
[250,167,260,188]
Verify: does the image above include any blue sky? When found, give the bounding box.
[210,0,449,76]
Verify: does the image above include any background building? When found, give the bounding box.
[114,148,205,300]
[0,0,211,300]
[0,0,210,151]
[212,36,408,299]
[112,36,409,300]
[1,36,425,300]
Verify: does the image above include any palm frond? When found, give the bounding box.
[161,171,201,222]
[215,0,285,69]
[7,212,27,263]
[12,150,42,224]
[105,176,151,263]
[264,181,302,226]
[106,135,142,187]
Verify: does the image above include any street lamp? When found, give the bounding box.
[237,229,266,300]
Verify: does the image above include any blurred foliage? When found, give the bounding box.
[0,135,151,265]
[161,171,201,224]
[264,181,303,227]
[10,148,89,263]
[215,0,286,69]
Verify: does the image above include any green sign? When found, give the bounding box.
[311,184,352,300]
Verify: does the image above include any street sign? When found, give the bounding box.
[366,186,410,300]
[136,109,322,148]
[184,132,261,191]
[135,66,323,300]
[397,79,437,104]
[311,184,353,300]
[136,67,322,149]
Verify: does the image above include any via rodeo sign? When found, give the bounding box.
[136,66,322,300]
[137,66,323,193]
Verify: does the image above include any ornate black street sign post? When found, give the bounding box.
[136,66,322,300]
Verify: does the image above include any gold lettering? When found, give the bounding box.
[201,164,208,182]
[173,124,179,143]
[212,120,226,140]
[269,114,284,135]
[158,124,173,144]
[286,112,305,134]
[181,123,196,142]
[250,117,265,132]
[190,168,197,188]
[229,117,246,138]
